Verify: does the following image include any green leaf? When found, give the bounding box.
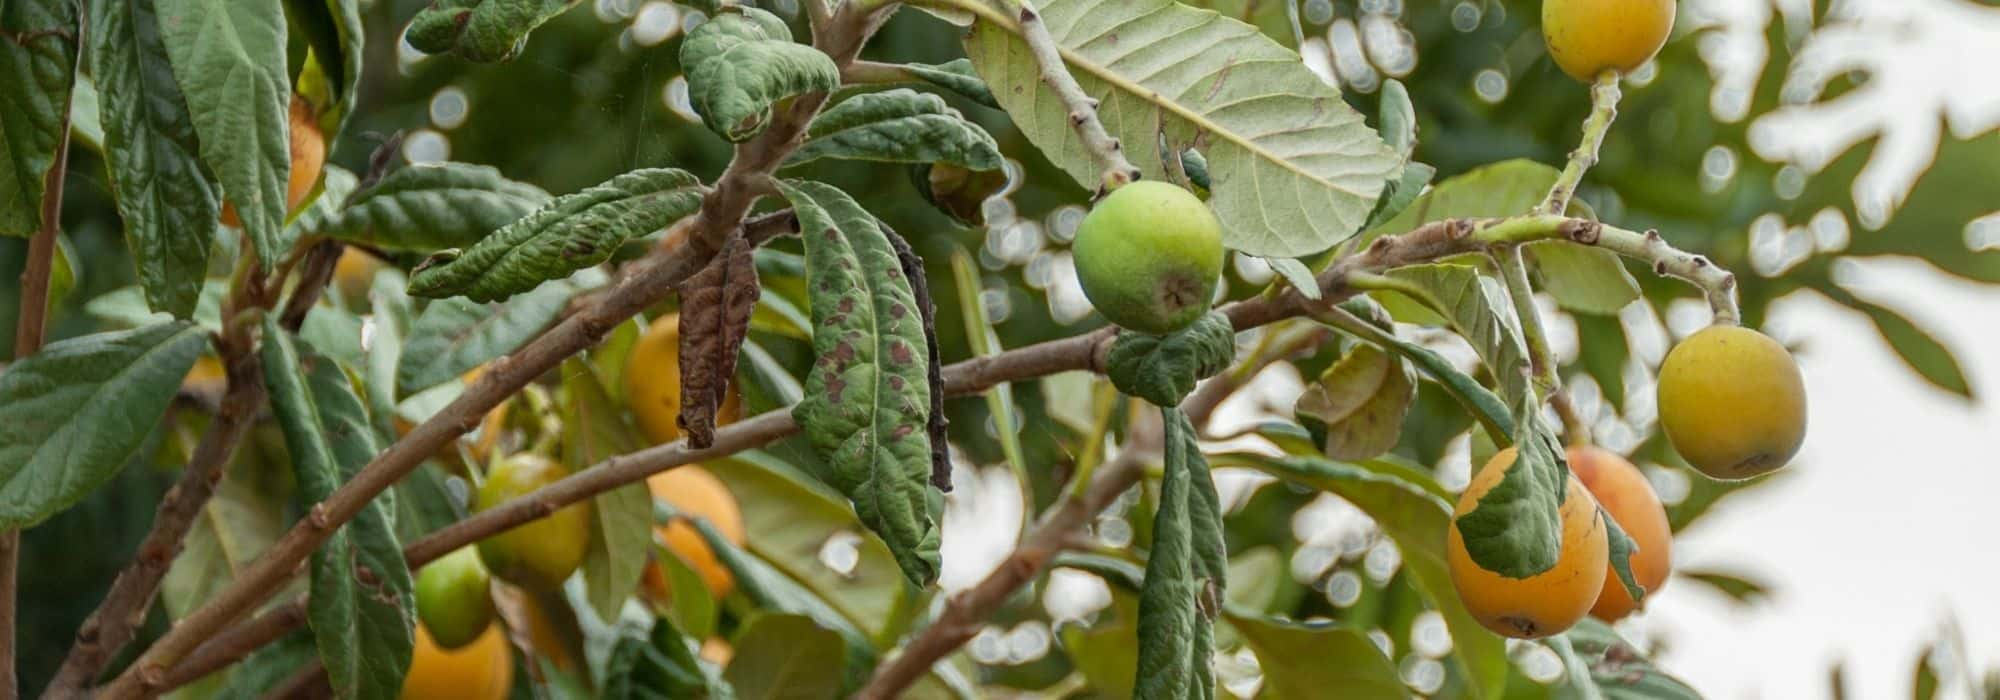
[89,0,221,317]
[1385,264,1533,407]
[1321,298,1515,446]
[1294,344,1417,461]
[1559,619,1701,700]
[1136,409,1206,700]
[780,179,942,588]
[1527,241,1640,315]
[1061,590,1140,698]
[1227,614,1409,700]
[261,321,414,700]
[286,0,364,122]
[1602,510,1645,605]
[408,168,702,302]
[680,7,839,142]
[604,616,735,700]
[313,162,552,254]
[1571,313,1627,410]
[300,304,366,369]
[788,89,1001,171]
[211,633,318,699]
[156,0,291,267]
[0,322,207,527]
[1455,392,1567,579]
[83,279,227,331]
[686,518,876,690]
[965,0,1401,258]
[284,163,358,241]
[1104,311,1237,408]
[706,450,913,642]
[654,546,717,640]
[397,268,604,394]
[0,0,79,238]
[723,614,846,700]
[1826,288,1972,399]
[1265,257,1321,301]
[560,357,651,623]
[948,247,1028,527]
[1214,452,1507,699]
[162,459,285,620]
[363,271,413,443]
[1376,79,1416,160]
[1678,568,1772,607]
[405,0,579,63]
[1362,159,1560,245]
[896,59,998,109]
[1362,161,1436,232]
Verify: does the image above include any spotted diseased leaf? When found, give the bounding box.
[880,224,950,491]
[676,233,760,448]
[313,162,552,253]
[404,0,579,63]
[965,0,1402,258]
[788,89,1002,171]
[779,179,942,587]
[1294,344,1416,461]
[408,168,704,302]
[261,321,414,700]
[1559,619,1702,700]
[1135,407,1211,700]
[680,7,839,142]
[90,0,221,317]
[155,0,292,267]
[1454,391,1568,579]
[0,322,208,527]
[0,0,79,238]
[1105,311,1237,408]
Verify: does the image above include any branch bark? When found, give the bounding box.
[96,6,895,697]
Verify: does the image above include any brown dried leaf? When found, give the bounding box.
[880,222,952,491]
[675,233,760,448]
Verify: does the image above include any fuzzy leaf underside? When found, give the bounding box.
[405,0,580,63]
[789,89,1002,171]
[681,7,840,142]
[965,0,1402,257]
[408,168,702,302]
[676,233,760,448]
[315,162,552,253]
[1104,311,1237,408]
[780,179,942,588]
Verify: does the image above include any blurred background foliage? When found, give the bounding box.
[11,0,2000,697]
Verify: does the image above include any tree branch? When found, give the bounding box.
[1540,72,1621,216]
[95,6,896,697]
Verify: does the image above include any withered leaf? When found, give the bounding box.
[880,222,952,491]
[675,233,761,448]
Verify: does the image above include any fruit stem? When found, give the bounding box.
[1540,71,1623,216]
[1496,245,1562,401]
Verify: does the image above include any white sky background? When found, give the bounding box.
[933,0,2000,697]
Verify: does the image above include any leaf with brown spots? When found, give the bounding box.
[779,179,943,587]
[675,232,760,448]
[878,222,951,491]
[1293,343,1416,461]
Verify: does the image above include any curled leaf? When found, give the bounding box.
[1104,312,1237,408]
[1294,344,1417,461]
[879,223,952,491]
[676,233,761,448]
[680,7,840,142]
[788,89,1002,171]
[405,0,580,63]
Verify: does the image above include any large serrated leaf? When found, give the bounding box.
[788,89,1001,171]
[559,357,652,623]
[313,162,551,253]
[779,179,942,588]
[0,0,79,238]
[0,322,207,527]
[155,0,291,267]
[1135,408,1207,700]
[1294,344,1417,461]
[681,7,839,142]
[404,0,579,63]
[89,0,220,317]
[1214,451,1507,699]
[261,321,414,700]
[1227,614,1409,700]
[1104,311,1237,408]
[965,0,1401,257]
[408,168,702,301]
[397,268,603,394]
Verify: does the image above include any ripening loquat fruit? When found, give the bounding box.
[1541,0,1677,82]
[1567,445,1672,621]
[1655,325,1807,480]
[1447,448,1609,639]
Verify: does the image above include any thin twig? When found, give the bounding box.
[1539,72,1622,216]
[95,6,895,697]
[1496,245,1559,399]
[5,38,80,691]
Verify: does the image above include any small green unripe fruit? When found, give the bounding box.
[476,453,592,592]
[416,546,496,650]
[1070,181,1223,334]
[1655,325,1807,480]
[1542,0,1677,82]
